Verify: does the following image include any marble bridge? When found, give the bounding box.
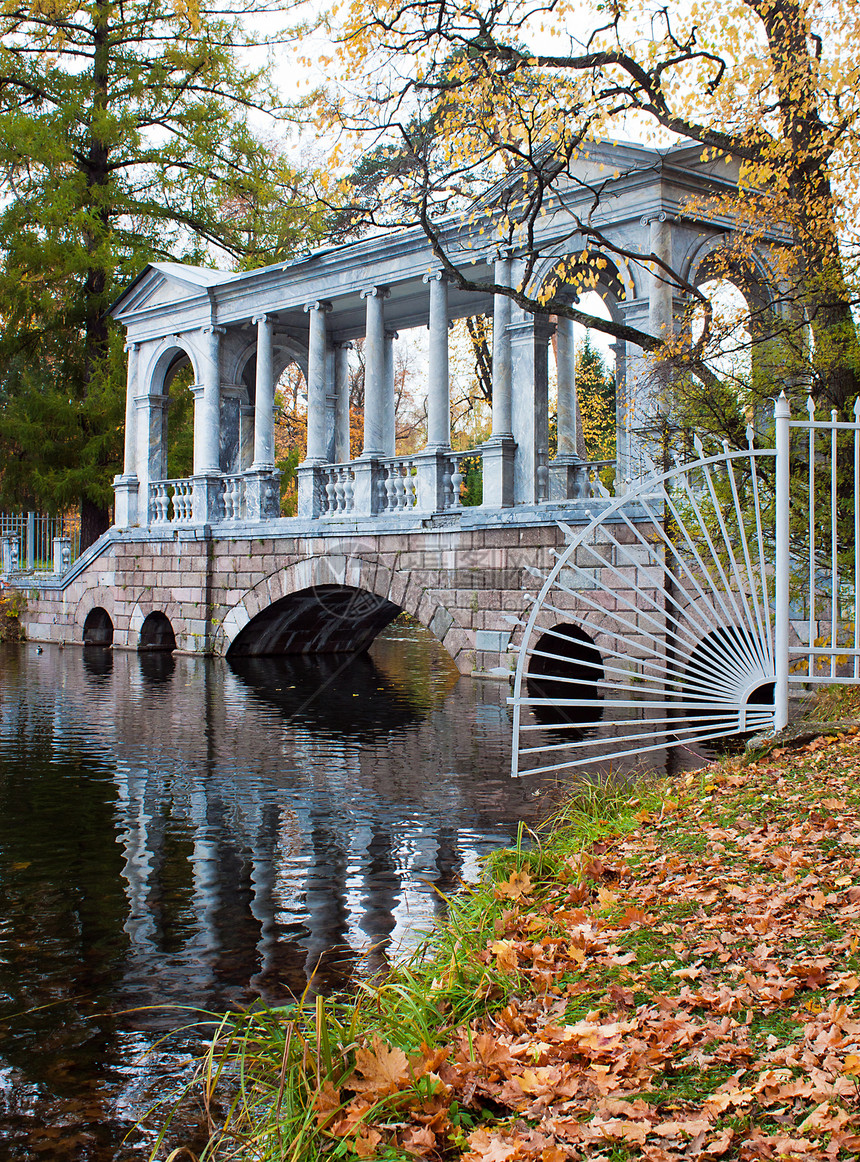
[13,141,785,674]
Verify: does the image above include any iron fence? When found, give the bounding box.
[0,512,81,575]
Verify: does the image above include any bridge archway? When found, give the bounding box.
[217,557,467,669]
[139,611,177,652]
[83,607,114,647]
[227,585,401,657]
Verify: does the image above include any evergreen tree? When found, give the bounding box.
[0,1,322,548]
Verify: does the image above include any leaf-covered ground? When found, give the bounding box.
[311,731,860,1161]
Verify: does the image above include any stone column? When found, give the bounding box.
[360,287,388,456]
[483,253,516,507]
[491,254,513,438]
[251,313,275,470]
[509,308,554,505]
[334,341,352,463]
[549,315,588,501]
[195,325,223,475]
[383,329,397,456]
[192,324,226,523]
[616,211,674,484]
[424,271,450,449]
[135,392,169,521]
[555,316,578,457]
[304,300,331,463]
[296,300,332,519]
[114,341,140,527]
[123,342,139,474]
[648,212,673,339]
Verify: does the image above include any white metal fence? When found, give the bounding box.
[510,392,860,776]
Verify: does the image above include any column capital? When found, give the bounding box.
[488,246,513,264]
[361,286,390,301]
[202,324,225,336]
[333,339,353,351]
[422,269,451,285]
[252,312,274,326]
[304,300,332,314]
[640,211,669,226]
[134,392,171,412]
[124,340,140,353]
[385,329,399,341]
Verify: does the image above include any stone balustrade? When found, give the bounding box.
[149,479,195,525]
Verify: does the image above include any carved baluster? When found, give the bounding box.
[333,469,345,513]
[343,469,355,513]
[385,465,399,511]
[325,470,337,515]
[450,458,464,509]
[377,468,389,512]
[390,463,403,510]
[536,452,549,502]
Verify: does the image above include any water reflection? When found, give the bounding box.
[0,626,535,1159]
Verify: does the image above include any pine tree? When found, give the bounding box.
[0,1,322,548]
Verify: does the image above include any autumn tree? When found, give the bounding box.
[0,0,322,548]
[321,0,860,416]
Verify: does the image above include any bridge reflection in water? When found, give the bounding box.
[0,623,536,1159]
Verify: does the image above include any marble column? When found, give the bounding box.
[482,253,516,508]
[555,316,578,457]
[509,309,554,505]
[549,314,588,500]
[304,301,331,463]
[123,342,139,474]
[383,330,397,457]
[334,341,352,463]
[360,287,388,457]
[135,392,169,519]
[491,254,513,438]
[195,325,223,475]
[114,341,141,527]
[424,272,450,449]
[648,212,673,339]
[251,313,275,470]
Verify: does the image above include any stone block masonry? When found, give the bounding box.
[16,512,658,679]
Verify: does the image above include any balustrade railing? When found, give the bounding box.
[149,479,195,525]
[220,474,246,522]
[377,458,419,512]
[319,465,355,515]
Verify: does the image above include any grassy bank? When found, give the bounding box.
[163,730,860,1162]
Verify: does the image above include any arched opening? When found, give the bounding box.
[275,361,309,516]
[526,622,604,726]
[139,611,177,652]
[147,347,197,483]
[227,585,402,657]
[82,607,114,647]
[166,358,195,480]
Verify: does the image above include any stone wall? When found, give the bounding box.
[16,515,660,677]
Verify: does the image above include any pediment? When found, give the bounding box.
[110,262,239,322]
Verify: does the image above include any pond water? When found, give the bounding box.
[0,625,548,1160]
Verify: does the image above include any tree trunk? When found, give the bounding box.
[80,496,110,552]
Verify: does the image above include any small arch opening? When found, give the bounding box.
[82,607,114,647]
[139,611,177,652]
[526,623,604,726]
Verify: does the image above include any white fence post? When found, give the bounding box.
[774,391,791,731]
